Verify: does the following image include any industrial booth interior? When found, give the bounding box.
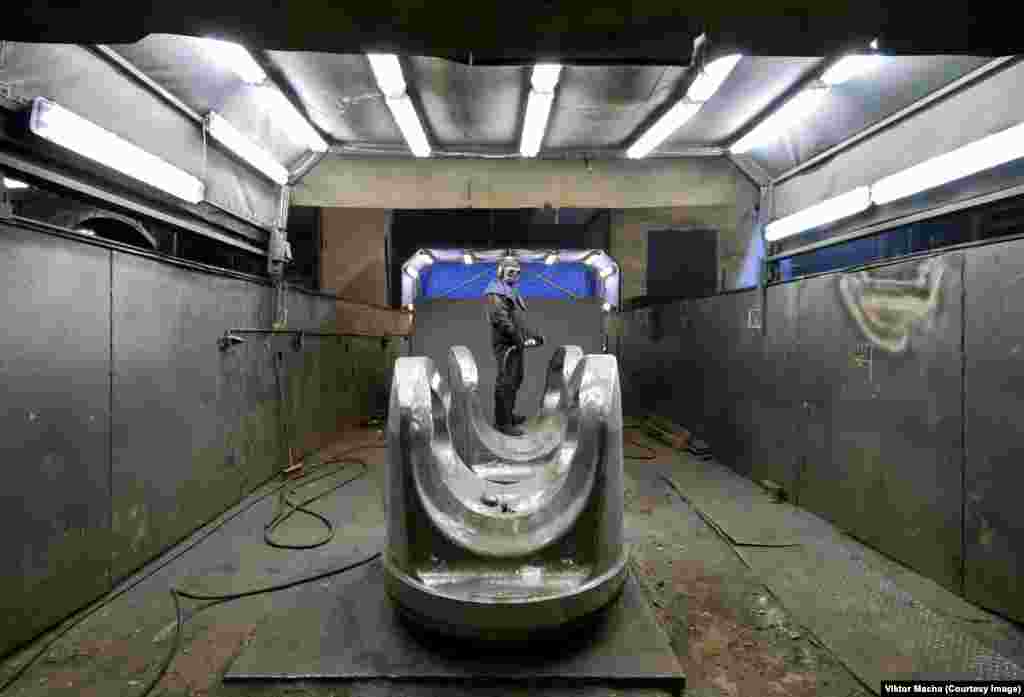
[2,9,1024,697]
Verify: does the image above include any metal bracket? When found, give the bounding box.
[218,332,246,351]
[0,178,11,219]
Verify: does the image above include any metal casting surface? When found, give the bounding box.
[385,347,628,641]
[447,344,581,468]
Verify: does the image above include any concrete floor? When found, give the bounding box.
[2,425,1022,697]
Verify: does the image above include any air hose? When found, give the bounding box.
[0,442,386,697]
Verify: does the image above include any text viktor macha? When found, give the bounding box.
[881,682,1023,695]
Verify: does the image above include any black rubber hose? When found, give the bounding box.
[0,442,385,696]
[136,550,381,697]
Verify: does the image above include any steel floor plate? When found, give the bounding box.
[224,559,684,691]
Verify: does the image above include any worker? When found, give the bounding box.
[484,255,544,436]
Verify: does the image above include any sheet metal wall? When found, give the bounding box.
[0,224,113,656]
[621,242,1022,622]
[410,299,604,424]
[963,240,1024,622]
[0,220,397,655]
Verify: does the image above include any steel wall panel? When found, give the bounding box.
[411,299,604,424]
[110,253,279,579]
[798,254,964,592]
[748,282,803,495]
[964,241,1024,622]
[0,223,112,655]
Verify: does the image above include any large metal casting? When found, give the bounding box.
[384,345,628,642]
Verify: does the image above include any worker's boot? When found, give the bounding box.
[495,390,525,436]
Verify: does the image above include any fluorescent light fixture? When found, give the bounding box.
[599,266,615,280]
[384,95,431,157]
[821,54,886,86]
[871,121,1024,205]
[544,252,558,265]
[207,112,288,185]
[626,100,702,159]
[729,87,828,154]
[256,86,328,153]
[520,64,562,158]
[686,54,743,102]
[520,92,555,157]
[3,177,28,189]
[463,252,474,265]
[531,64,563,92]
[197,38,266,84]
[764,186,871,241]
[626,54,741,159]
[366,53,431,157]
[29,98,205,204]
[367,54,407,98]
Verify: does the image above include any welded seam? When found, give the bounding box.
[960,255,967,597]
[108,249,114,592]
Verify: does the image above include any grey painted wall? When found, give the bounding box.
[0,220,399,655]
[620,239,1023,624]
[411,298,605,424]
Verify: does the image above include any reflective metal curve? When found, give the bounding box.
[384,347,628,641]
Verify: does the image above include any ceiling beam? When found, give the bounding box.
[294,155,739,209]
[88,45,204,124]
[328,143,724,159]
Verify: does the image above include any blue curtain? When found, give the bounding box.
[420,262,597,300]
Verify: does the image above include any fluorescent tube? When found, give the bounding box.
[3,177,28,189]
[367,54,407,98]
[207,112,288,185]
[256,86,328,153]
[366,54,431,157]
[821,54,886,86]
[385,96,431,158]
[626,101,702,159]
[764,186,871,241]
[730,87,828,154]
[686,54,743,102]
[520,64,562,158]
[520,91,555,157]
[29,98,205,204]
[626,54,741,159]
[871,121,1024,205]
[531,64,563,92]
[196,38,266,84]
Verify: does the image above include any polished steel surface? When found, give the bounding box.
[447,344,581,466]
[385,346,627,640]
